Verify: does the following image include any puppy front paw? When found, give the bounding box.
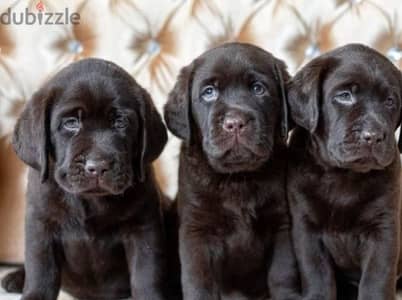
[1,268,24,293]
[21,296,43,300]
[21,292,56,300]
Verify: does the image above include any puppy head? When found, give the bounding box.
[165,43,289,173]
[13,58,167,196]
[288,44,402,172]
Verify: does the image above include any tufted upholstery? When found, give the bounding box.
[0,0,401,263]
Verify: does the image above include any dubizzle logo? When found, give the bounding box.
[36,1,45,12]
[0,1,80,25]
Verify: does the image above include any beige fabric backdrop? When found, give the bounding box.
[0,0,401,263]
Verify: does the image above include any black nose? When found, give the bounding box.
[361,130,386,145]
[85,160,110,177]
[222,113,250,134]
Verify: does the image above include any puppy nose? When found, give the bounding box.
[223,113,249,133]
[361,130,386,145]
[85,160,110,177]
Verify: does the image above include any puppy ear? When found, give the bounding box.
[288,57,334,133]
[164,62,195,143]
[274,61,290,142]
[398,71,402,153]
[12,88,54,182]
[138,89,168,182]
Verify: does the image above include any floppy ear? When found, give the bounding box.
[287,57,333,133]
[398,71,402,153]
[274,61,290,142]
[137,89,168,182]
[12,87,54,182]
[164,62,195,143]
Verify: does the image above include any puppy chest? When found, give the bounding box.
[322,232,364,277]
[61,236,127,272]
[224,227,267,263]
[217,206,274,255]
[60,236,131,292]
[215,214,270,290]
[306,178,385,230]
[59,216,127,269]
[219,230,268,298]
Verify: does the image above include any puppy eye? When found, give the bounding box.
[114,116,129,129]
[62,117,80,131]
[334,91,353,104]
[201,85,219,102]
[251,82,266,96]
[385,97,395,108]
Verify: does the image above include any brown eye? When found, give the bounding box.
[334,91,353,105]
[251,82,266,96]
[385,97,395,108]
[201,85,219,102]
[62,117,80,131]
[114,116,129,129]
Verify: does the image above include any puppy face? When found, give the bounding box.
[51,81,139,195]
[13,59,167,196]
[288,44,402,172]
[165,43,289,173]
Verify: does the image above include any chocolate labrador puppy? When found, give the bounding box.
[287,44,402,300]
[164,42,300,300]
[2,58,171,300]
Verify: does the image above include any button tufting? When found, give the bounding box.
[67,39,84,54]
[305,43,321,60]
[387,46,402,63]
[146,39,161,55]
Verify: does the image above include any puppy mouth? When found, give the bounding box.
[216,158,266,172]
[206,134,271,160]
[344,157,383,172]
[65,179,131,196]
[331,143,394,172]
[79,187,114,197]
[77,180,130,196]
[56,166,132,196]
[205,139,271,173]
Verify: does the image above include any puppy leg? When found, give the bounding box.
[358,233,398,300]
[124,223,166,300]
[268,229,301,300]
[22,218,61,300]
[180,227,220,300]
[292,222,336,300]
[2,267,25,293]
